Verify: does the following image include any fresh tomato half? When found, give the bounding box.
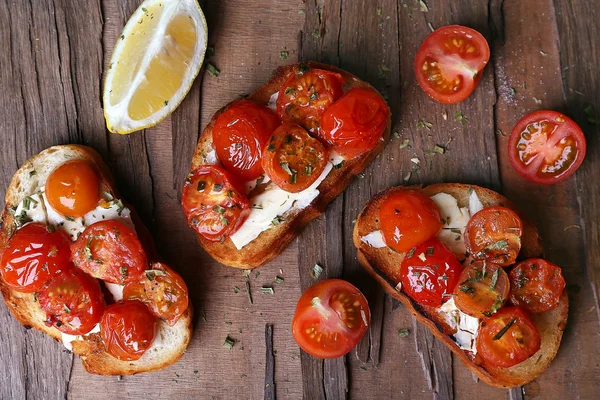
[292,279,370,359]
[71,220,147,284]
[46,160,101,218]
[181,165,250,241]
[100,300,157,361]
[123,262,189,326]
[508,110,586,185]
[454,261,509,318]
[318,87,389,159]
[39,268,105,335]
[464,206,523,266]
[477,306,541,368]
[277,65,344,133]
[0,223,72,293]
[415,25,490,104]
[400,239,462,307]
[379,190,442,253]
[213,100,280,182]
[509,258,565,313]
[261,122,329,193]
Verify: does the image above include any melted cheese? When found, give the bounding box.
[360,230,386,248]
[61,323,101,352]
[438,297,479,353]
[13,193,47,225]
[105,282,124,301]
[267,91,279,111]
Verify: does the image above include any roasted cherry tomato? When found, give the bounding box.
[181,165,250,241]
[38,268,105,335]
[477,306,541,368]
[46,160,100,217]
[508,110,586,185]
[213,100,280,181]
[0,223,72,293]
[454,261,509,318]
[276,65,344,133]
[100,300,157,361]
[319,88,389,159]
[71,220,147,284]
[123,262,189,326]
[399,239,462,307]
[464,206,523,266]
[379,190,442,253]
[414,25,490,104]
[509,258,566,313]
[292,279,370,359]
[261,122,329,193]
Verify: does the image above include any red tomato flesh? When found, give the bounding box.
[46,160,100,218]
[415,25,490,104]
[379,190,442,253]
[0,223,72,293]
[39,268,105,335]
[508,110,586,185]
[453,261,509,318]
[477,306,541,368]
[400,239,462,307]
[181,165,250,241]
[319,87,389,159]
[213,100,280,182]
[509,258,566,313]
[292,279,370,359]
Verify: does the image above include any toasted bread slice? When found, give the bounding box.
[0,145,193,375]
[189,62,391,269]
[353,183,568,388]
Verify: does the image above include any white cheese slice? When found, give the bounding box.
[42,192,86,241]
[244,174,271,194]
[83,200,135,232]
[61,323,101,352]
[431,192,471,260]
[14,193,47,226]
[329,150,345,167]
[230,162,334,249]
[267,91,279,111]
[438,297,479,353]
[105,282,124,302]
[469,189,484,216]
[360,230,386,248]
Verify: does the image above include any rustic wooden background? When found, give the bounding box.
[1,0,599,399]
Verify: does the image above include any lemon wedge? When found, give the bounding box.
[103,0,207,134]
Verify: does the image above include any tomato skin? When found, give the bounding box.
[0,223,72,293]
[292,279,370,359]
[277,66,344,133]
[319,88,389,159]
[181,165,250,241]
[39,268,105,335]
[508,258,565,313]
[477,306,541,368]
[261,122,329,193]
[379,190,442,253]
[100,300,157,361]
[213,100,280,181]
[415,25,490,104]
[123,262,189,326]
[454,261,509,318]
[46,160,100,218]
[464,206,523,266]
[400,239,462,307]
[508,110,586,185]
[70,220,148,284]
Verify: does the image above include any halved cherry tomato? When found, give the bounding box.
[292,279,370,359]
[318,88,389,159]
[477,306,541,368]
[46,160,100,218]
[38,268,105,335]
[213,100,280,181]
[509,258,566,313]
[454,261,509,318]
[71,220,147,284]
[181,165,250,241]
[415,25,490,104]
[508,110,586,185]
[400,239,462,307]
[0,223,72,293]
[123,262,188,326]
[276,65,344,133]
[261,122,329,193]
[464,206,523,266]
[379,190,442,253]
[100,300,157,361]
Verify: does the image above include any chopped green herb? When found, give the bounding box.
[312,263,324,279]
[312,29,320,38]
[206,63,220,77]
[84,237,93,260]
[145,269,167,281]
[233,286,240,293]
[280,162,293,176]
[309,92,319,101]
[63,304,71,314]
[334,161,344,170]
[426,246,434,255]
[490,268,500,291]
[433,144,445,154]
[164,100,169,106]
[458,285,475,295]
[407,248,415,258]
[419,1,429,12]
[397,328,410,337]
[206,46,215,58]
[486,240,508,251]
[274,276,284,284]
[261,287,274,295]
[120,266,128,280]
[213,183,223,192]
[399,139,410,149]
[29,170,37,177]
[45,224,56,233]
[280,50,289,60]
[284,87,296,95]
[223,336,236,350]
[454,111,468,125]
[584,105,600,125]
[493,318,517,340]
[213,204,226,214]
[245,280,253,304]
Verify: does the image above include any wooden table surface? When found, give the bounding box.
[1,0,599,399]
